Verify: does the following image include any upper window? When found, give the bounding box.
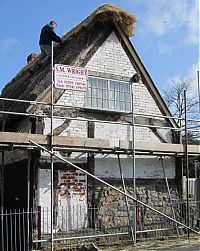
[85,76,131,112]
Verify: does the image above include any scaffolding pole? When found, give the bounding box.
[0,95,199,122]
[197,70,200,113]
[178,93,182,143]
[29,140,200,236]
[160,157,179,237]
[131,81,136,243]
[1,106,5,251]
[184,90,190,239]
[27,151,31,250]
[1,109,200,133]
[1,149,4,251]
[1,96,200,125]
[117,155,134,244]
[50,41,54,251]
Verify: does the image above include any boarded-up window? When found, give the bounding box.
[85,76,131,112]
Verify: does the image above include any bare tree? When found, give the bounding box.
[162,78,199,144]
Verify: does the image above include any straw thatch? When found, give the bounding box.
[62,3,136,40]
[91,4,136,37]
[0,3,136,110]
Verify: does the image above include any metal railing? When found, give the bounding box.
[0,206,130,251]
[1,201,200,251]
[136,200,200,238]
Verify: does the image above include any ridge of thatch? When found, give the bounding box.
[95,4,136,37]
[62,3,136,40]
[1,4,136,97]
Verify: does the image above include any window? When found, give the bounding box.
[85,77,131,112]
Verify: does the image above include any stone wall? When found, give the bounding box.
[88,178,179,235]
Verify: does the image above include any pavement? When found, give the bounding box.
[101,236,200,251]
[161,244,200,251]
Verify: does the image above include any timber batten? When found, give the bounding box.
[0,131,199,155]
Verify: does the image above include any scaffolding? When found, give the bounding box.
[0,42,200,251]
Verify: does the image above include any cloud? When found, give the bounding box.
[169,62,200,96]
[186,62,200,92]
[140,0,199,45]
[0,37,21,60]
[186,1,199,44]
[158,41,172,54]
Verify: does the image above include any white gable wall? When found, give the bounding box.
[56,32,171,144]
[86,32,136,77]
[42,31,176,179]
[57,32,163,116]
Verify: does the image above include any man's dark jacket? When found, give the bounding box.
[39,24,61,45]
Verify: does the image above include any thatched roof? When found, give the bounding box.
[1,4,136,98]
[0,4,177,129]
[63,3,136,39]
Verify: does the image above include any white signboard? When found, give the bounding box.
[54,64,88,91]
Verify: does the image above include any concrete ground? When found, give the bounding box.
[101,236,200,251]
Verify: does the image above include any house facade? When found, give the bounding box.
[0,4,182,236]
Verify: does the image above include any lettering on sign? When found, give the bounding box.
[54,64,88,91]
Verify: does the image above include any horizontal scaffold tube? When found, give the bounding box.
[0,96,200,123]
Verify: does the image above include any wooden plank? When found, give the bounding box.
[0,132,199,154]
[0,132,110,149]
[53,136,110,148]
[0,131,47,145]
[119,140,200,154]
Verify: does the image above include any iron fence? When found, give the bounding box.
[1,201,200,251]
[0,206,130,251]
[172,200,200,229]
[135,200,200,238]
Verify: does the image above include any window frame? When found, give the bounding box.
[84,76,132,113]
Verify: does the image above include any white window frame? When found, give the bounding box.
[84,76,132,113]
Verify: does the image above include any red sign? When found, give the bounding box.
[54,64,88,91]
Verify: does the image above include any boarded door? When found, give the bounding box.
[57,168,87,230]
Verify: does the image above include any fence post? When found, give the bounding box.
[37,206,42,249]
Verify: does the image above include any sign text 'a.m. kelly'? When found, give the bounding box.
[54,64,88,91]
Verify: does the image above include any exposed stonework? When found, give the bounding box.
[88,179,179,235]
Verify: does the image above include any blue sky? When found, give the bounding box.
[0,0,199,94]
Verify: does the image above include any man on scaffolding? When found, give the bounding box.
[30,20,62,74]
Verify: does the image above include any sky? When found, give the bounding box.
[0,0,199,96]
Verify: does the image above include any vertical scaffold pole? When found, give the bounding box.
[27,151,31,250]
[197,70,200,113]
[184,90,190,239]
[1,149,4,251]
[160,157,179,237]
[117,155,135,244]
[1,109,5,251]
[131,81,136,243]
[178,93,182,144]
[50,41,54,251]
